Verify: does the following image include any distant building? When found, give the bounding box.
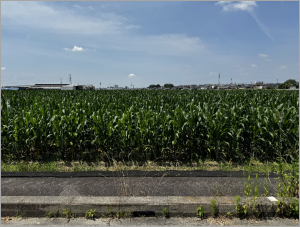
[218,85,227,90]
[254,81,263,89]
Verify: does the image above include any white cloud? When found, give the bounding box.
[215,1,232,6]
[1,1,123,35]
[209,72,218,76]
[278,65,287,70]
[63,46,86,52]
[128,73,136,78]
[2,2,204,57]
[1,67,6,70]
[215,1,257,12]
[72,46,85,52]
[251,64,257,68]
[258,53,268,58]
[258,54,271,61]
[296,63,299,65]
[216,1,274,42]
[74,5,94,10]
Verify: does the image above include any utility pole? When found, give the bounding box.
[60,77,62,84]
[99,82,101,90]
[231,78,232,84]
[218,73,220,86]
[69,74,72,84]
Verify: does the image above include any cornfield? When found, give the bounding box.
[1,90,299,163]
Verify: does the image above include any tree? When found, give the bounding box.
[285,79,297,85]
[278,79,298,89]
[148,84,161,89]
[164,83,174,89]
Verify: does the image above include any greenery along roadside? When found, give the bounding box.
[1,160,298,173]
[1,90,298,163]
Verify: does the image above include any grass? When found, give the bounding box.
[15,211,26,218]
[1,159,297,173]
[44,210,60,218]
[61,207,76,219]
[162,207,169,218]
[85,209,96,220]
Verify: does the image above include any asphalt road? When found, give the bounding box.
[2,171,279,196]
[1,217,299,226]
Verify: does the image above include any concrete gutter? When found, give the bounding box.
[1,170,279,178]
[1,196,298,217]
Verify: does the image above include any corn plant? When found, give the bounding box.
[1,90,299,163]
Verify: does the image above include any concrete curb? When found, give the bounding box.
[1,170,279,178]
[1,196,298,218]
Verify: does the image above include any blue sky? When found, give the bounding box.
[1,1,299,87]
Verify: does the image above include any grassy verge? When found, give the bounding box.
[1,159,297,173]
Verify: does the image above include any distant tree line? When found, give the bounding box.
[164,83,174,89]
[148,84,161,89]
[148,84,174,89]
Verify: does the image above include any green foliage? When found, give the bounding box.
[106,207,111,217]
[1,90,299,163]
[285,79,297,86]
[197,206,206,218]
[264,172,270,197]
[235,196,242,214]
[163,83,174,89]
[44,210,60,218]
[278,84,289,89]
[61,207,76,219]
[148,84,161,89]
[85,209,96,219]
[253,173,260,200]
[161,207,168,217]
[226,212,232,218]
[116,210,123,219]
[278,79,298,89]
[15,211,26,218]
[211,199,217,217]
[277,160,299,198]
[243,172,252,197]
[290,199,299,218]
